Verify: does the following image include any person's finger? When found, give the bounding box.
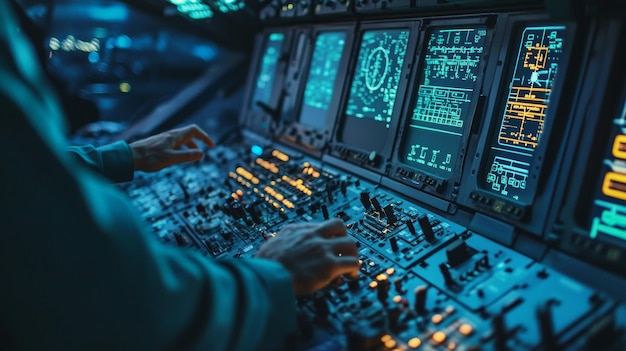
[278,222,318,235]
[316,218,347,238]
[184,139,199,150]
[332,256,360,277]
[180,124,215,147]
[329,236,358,258]
[166,149,204,164]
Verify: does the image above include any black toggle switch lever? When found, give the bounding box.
[418,214,436,242]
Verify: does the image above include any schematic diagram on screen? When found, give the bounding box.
[497,27,564,150]
[482,26,566,204]
[401,27,487,178]
[345,29,409,128]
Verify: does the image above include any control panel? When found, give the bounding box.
[120,141,619,350]
[118,7,626,351]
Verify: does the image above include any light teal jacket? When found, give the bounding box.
[0,2,296,350]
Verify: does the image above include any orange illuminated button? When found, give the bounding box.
[369,281,378,289]
[383,339,397,349]
[431,314,444,324]
[432,331,446,344]
[459,323,474,336]
[408,338,422,348]
[386,267,396,275]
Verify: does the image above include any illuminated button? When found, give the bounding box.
[236,189,244,197]
[376,274,388,281]
[369,261,376,267]
[445,306,456,315]
[431,314,443,324]
[393,295,402,304]
[386,268,396,275]
[369,281,379,289]
[231,193,239,200]
[383,339,397,349]
[408,338,421,348]
[447,342,457,350]
[459,323,473,336]
[119,82,131,93]
[359,259,363,265]
[432,331,446,344]
[381,334,392,342]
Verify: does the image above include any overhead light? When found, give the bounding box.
[209,0,245,13]
[166,0,214,19]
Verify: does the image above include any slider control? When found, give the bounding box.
[414,285,428,315]
[360,192,371,210]
[406,220,416,235]
[389,237,399,252]
[383,205,397,226]
[493,312,508,351]
[371,197,384,218]
[321,204,329,220]
[446,240,476,267]
[537,301,559,351]
[439,263,455,286]
[418,214,436,242]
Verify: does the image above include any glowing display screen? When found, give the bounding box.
[299,31,347,130]
[345,29,410,128]
[481,26,566,204]
[589,99,626,244]
[400,27,487,178]
[251,33,284,111]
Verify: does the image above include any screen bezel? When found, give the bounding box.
[327,19,421,175]
[388,16,497,203]
[274,23,356,156]
[457,13,579,236]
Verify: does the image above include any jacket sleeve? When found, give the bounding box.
[0,5,297,350]
[66,141,135,183]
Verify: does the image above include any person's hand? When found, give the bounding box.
[255,219,360,296]
[129,124,215,172]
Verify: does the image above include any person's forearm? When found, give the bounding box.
[66,141,134,182]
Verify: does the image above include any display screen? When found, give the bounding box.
[481,26,566,203]
[299,31,347,130]
[400,27,488,178]
[250,33,285,111]
[345,29,410,129]
[589,99,626,243]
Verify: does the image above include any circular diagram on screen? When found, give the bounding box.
[365,46,389,91]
